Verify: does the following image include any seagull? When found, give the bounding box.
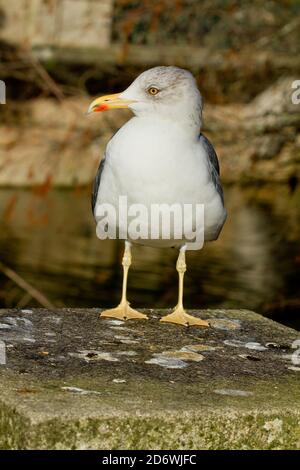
[87,66,226,327]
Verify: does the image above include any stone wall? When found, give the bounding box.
[0,76,299,187]
[0,0,113,49]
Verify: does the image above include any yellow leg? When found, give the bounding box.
[160,246,209,327]
[100,241,148,321]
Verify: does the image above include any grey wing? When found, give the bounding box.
[91,156,106,220]
[91,128,122,219]
[199,133,224,205]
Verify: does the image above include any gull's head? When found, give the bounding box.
[88,66,203,135]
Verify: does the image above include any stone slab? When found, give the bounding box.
[0,308,299,449]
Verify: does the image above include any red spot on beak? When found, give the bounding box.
[94,104,109,112]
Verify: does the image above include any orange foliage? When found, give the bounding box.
[3,194,18,223]
[32,174,53,197]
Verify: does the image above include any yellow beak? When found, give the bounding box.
[87,93,135,114]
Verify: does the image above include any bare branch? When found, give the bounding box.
[0,261,55,309]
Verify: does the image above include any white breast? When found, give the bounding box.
[96,116,226,247]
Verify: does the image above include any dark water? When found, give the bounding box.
[0,185,299,330]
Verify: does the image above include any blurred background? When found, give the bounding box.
[0,0,299,329]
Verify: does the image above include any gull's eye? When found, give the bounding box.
[148,86,159,96]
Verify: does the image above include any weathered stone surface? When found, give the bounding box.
[0,308,299,449]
